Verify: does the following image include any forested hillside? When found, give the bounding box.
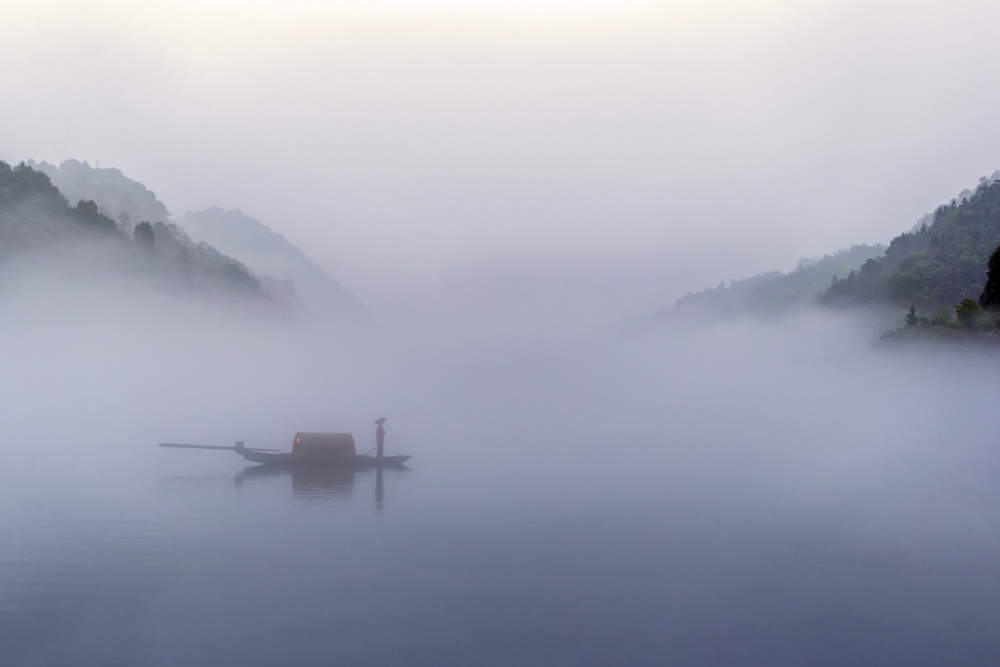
[670,244,884,320]
[0,160,118,260]
[659,171,1000,332]
[30,159,170,234]
[0,161,265,299]
[820,177,1000,315]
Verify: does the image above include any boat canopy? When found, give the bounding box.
[292,432,356,460]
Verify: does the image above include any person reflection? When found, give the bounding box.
[375,466,384,512]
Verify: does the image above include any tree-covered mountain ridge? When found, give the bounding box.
[176,207,367,322]
[661,170,1000,331]
[9,159,366,322]
[30,158,170,233]
[821,172,1000,316]
[0,160,270,302]
[664,244,886,321]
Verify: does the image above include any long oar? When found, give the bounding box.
[159,442,281,453]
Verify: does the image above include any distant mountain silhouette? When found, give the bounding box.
[0,160,267,301]
[30,159,170,233]
[13,159,366,321]
[176,207,367,322]
[656,170,1000,335]
[662,244,885,322]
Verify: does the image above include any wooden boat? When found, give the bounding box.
[237,442,411,468]
[159,432,412,468]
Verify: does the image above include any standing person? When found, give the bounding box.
[375,418,386,458]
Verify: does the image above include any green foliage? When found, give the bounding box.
[931,308,951,326]
[954,298,985,328]
[876,292,999,348]
[822,178,1000,313]
[0,160,68,211]
[821,257,887,306]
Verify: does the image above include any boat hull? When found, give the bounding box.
[239,450,412,468]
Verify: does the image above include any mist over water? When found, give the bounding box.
[6,0,1000,660]
[2,261,1000,665]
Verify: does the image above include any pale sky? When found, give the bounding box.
[3,0,1000,315]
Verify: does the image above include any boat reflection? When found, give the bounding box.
[232,464,406,510]
[235,465,355,501]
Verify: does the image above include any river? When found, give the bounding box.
[2,307,1000,665]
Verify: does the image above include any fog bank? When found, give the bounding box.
[6,1,1000,312]
[5,252,1000,663]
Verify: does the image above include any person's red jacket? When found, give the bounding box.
[376,424,385,445]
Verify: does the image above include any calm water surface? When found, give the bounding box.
[3,315,1000,665]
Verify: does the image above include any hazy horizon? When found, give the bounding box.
[5,0,1000,317]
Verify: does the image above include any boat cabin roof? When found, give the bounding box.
[293,432,356,459]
